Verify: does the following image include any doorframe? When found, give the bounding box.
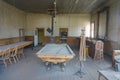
[19,28,24,41]
[37,28,45,43]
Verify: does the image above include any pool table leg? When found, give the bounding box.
[46,62,52,70]
[63,63,66,66]
[61,63,66,71]
[45,62,49,66]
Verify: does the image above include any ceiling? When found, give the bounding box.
[3,0,109,14]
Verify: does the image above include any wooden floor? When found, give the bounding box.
[0,46,112,80]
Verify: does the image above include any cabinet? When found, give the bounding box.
[59,28,68,43]
[86,40,96,58]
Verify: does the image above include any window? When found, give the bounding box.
[98,11,107,39]
[91,22,95,38]
[97,7,109,39]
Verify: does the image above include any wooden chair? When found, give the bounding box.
[0,49,12,67]
[94,40,104,60]
[10,47,19,63]
[18,45,25,59]
[112,50,120,66]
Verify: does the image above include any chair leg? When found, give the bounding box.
[8,58,12,64]
[94,50,98,60]
[13,57,17,63]
[3,60,7,67]
[18,54,21,60]
[101,53,104,60]
[22,53,25,58]
[15,55,19,62]
[18,53,24,59]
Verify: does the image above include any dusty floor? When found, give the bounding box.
[0,46,112,80]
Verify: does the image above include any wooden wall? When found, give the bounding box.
[24,35,120,59]
[67,37,80,48]
[44,36,50,43]
[104,41,113,56]
[1,36,118,58]
[1,36,118,60]
[0,37,24,45]
[24,36,80,48]
[104,41,120,56]
[25,36,34,41]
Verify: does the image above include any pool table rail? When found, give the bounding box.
[36,44,75,64]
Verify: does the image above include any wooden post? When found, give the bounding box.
[79,28,86,61]
[75,28,86,78]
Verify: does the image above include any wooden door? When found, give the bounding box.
[38,28,44,44]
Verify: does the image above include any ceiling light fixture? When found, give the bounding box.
[48,0,57,17]
[47,0,57,37]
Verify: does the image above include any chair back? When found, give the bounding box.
[10,47,18,56]
[0,51,3,57]
[2,49,10,58]
[95,40,104,51]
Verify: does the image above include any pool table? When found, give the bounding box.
[36,43,75,64]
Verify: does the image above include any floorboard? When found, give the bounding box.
[0,46,112,80]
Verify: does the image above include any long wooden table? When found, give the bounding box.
[0,41,33,55]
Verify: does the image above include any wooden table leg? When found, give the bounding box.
[98,72,101,80]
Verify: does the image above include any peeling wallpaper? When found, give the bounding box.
[26,13,90,37]
[0,1,26,39]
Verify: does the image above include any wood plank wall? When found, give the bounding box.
[24,36,80,48]
[0,37,25,45]
[24,35,120,57]
[1,36,119,59]
[104,41,120,56]
[1,36,119,56]
[67,37,80,48]
[24,35,120,59]
[25,36,34,41]
[24,36,51,44]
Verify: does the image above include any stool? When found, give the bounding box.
[94,41,104,60]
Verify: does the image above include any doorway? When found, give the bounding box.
[19,28,24,41]
[38,28,44,45]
